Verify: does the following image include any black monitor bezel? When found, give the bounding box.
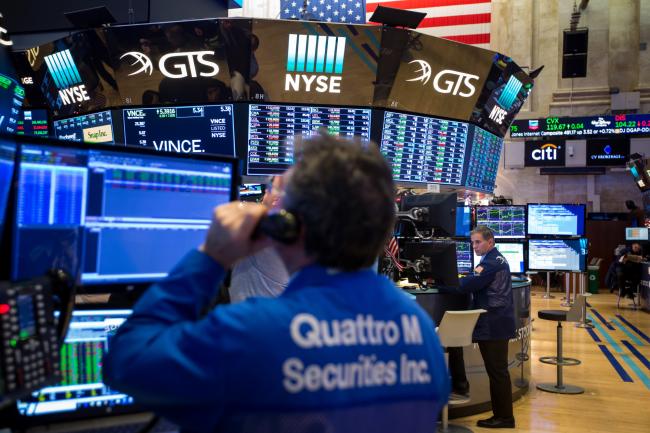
[526,237,587,272]
[5,133,239,294]
[526,203,587,238]
[474,204,527,239]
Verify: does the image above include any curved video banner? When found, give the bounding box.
[250,19,380,106]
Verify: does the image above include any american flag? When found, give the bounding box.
[384,236,404,271]
[366,0,492,49]
[280,0,368,23]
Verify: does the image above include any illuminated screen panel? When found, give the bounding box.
[528,238,587,272]
[0,140,16,241]
[247,104,371,175]
[473,242,526,274]
[380,111,468,185]
[122,105,235,156]
[53,111,114,144]
[586,137,630,167]
[510,114,650,138]
[475,205,526,238]
[455,240,473,274]
[626,227,649,241]
[0,74,25,135]
[16,109,49,137]
[455,205,471,237]
[464,126,503,192]
[527,204,585,236]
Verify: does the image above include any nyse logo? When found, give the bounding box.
[0,12,12,47]
[285,34,346,94]
[44,50,90,105]
[121,51,219,79]
[532,143,559,161]
[406,60,479,98]
[488,105,508,125]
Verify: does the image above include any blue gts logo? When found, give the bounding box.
[44,49,90,105]
[285,34,346,94]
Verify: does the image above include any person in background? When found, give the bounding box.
[228,175,289,303]
[103,134,450,433]
[439,225,515,429]
[615,241,645,300]
[625,200,645,227]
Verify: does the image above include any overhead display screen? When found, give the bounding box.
[475,205,526,238]
[527,204,585,237]
[528,238,587,272]
[123,104,235,156]
[376,28,494,121]
[586,137,630,167]
[53,110,114,143]
[247,104,371,175]
[380,111,468,185]
[510,114,650,138]
[524,140,565,167]
[0,75,24,135]
[250,20,380,106]
[464,127,503,192]
[16,109,49,137]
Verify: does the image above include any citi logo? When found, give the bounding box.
[44,49,90,105]
[285,34,346,94]
[532,143,560,161]
[406,60,479,98]
[120,51,219,79]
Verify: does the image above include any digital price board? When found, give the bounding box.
[16,109,49,137]
[123,105,235,156]
[247,104,371,176]
[380,111,468,185]
[510,114,650,138]
[53,110,114,143]
[0,73,24,134]
[465,127,503,193]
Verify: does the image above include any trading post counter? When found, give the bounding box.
[640,263,650,312]
[405,280,531,417]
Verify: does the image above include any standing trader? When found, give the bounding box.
[104,135,450,433]
[440,225,515,429]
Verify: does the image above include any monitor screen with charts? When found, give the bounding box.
[475,205,526,238]
[455,240,473,274]
[527,204,586,237]
[12,141,237,286]
[528,238,587,272]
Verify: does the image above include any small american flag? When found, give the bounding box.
[384,236,404,271]
[366,0,492,49]
[280,0,367,24]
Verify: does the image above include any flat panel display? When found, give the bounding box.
[586,137,630,167]
[0,71,25,134]
[122,104,235,156]
[510,114,650,138]
[464,126,503,193]
[16,109,49,137]
[379,111,468,185]
[495,242,526,274]
[524,140,565,167]
[17,309,136,419]
[527,204,586,237]
[0,139,17,242]
[528,238,588,272]
[455,240,473,275]
[247,104,371,175]
[455,205,471,237]
[626,227,649,241]
[250,19,380,106]
[12,142,236,285]
[475,205,526,238]
[53,111,114,144]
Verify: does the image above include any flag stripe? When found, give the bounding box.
[366,0,491,12]
[420,12,490,28]
[440,33,490,44]
[418,23,491,37]
[368,2,492,18]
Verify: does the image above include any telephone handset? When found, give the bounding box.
[252,209,301,244]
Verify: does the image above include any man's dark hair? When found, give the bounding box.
[471,225,495,242]
[626,200,637,210]
[285,134,395,271]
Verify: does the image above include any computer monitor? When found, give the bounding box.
[401,193,457,237]
[528,238,588,272]
[379,110,469,186]
[0,138,17,244]
[626,227,649,241]
[239,183,264,202]
[16,309,137,419]
[401,240,459,286]
[0,45,25,134]
[11,138,238,288]
[455,240,473,275]
[455,205,472,237]
[495,242,526,274]
[16,109,49,137]
[475,205,526,238]
[53,110,114,144]
[246,104,371,175]
[527,203,586,237]
[122,104,235,156]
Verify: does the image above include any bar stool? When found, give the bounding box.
[536,294,586,394]
[617,280,640,309]
[436,309,486,433]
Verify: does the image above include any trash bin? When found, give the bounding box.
[588,265,600,294]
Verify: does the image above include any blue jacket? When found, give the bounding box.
[103,250,450,433]
[441,247,515,341]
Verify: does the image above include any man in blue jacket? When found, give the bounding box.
[440,225,515,429]
[104,135,450,433]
